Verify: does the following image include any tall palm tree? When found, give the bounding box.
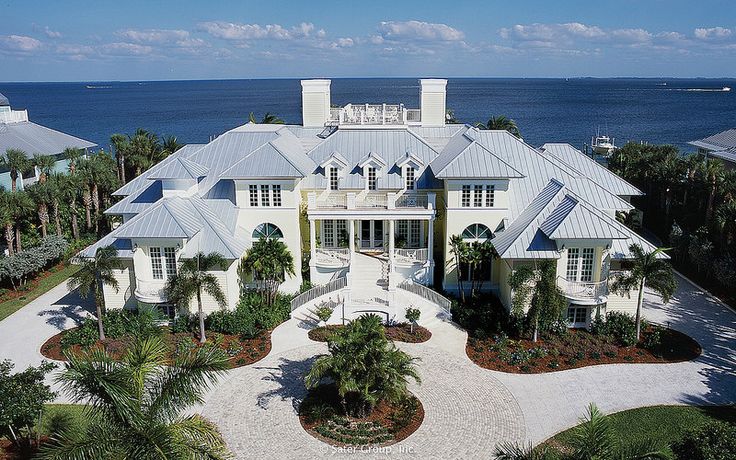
[0,190,15,255]
[476,115,521,138]
[39,334,232,460]
[449,235,469,302]
[63,147,83,175]
[238,237,295,307]
[76,158,94,231]
[248,112,285,124]
[110,133,129,184]
[127,129,163,177]
[67,245,121,341]
[33,154,56,184]
[8,191,33,252]
[62,173,81,240]
[165,252,228,344]
[715,200,736,246]
[305,314,421,418]
[161,135,183,157]
[26,181,53,238]
[46,173,65,236]
[0,148,30,192]
[701,159,725,222]
[610,244,677,341]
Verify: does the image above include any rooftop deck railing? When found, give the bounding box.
[327,103,421,125]
[307,192,435,211]
[0,109,29,124]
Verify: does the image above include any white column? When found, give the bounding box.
[427,218,435,285]
[389,219,396,291]
[309,218,317,266]
[348,219,355,253]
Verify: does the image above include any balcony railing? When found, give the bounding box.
[315,193,347,209]
[356,193,387,208]
[557,276,608,302]
[307,192,435,211]
[327,103,421,125]
[393,248,428,264]
[315,247,351,267]
[0,109,29,124]
[134,278,168,303]
[395,193,428,208]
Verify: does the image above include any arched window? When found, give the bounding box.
[252,223,283,240]
[461,223,492,241]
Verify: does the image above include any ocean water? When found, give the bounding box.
[1,78,734,152]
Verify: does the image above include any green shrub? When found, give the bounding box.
[315,305,333,323]
[643,327,663,351]
[591,311,637,346]
[61,309,163,348]
[171,314,196,333]
[672,421,736,460]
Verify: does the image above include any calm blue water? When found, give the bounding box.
[1,78,735,152]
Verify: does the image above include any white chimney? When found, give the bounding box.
[301,79,331,128]
[419,79,447,127]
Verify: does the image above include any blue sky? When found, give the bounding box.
[1,0,735,81]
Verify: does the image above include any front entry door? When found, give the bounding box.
[360,220,384,249]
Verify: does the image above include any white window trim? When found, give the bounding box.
[329,166,339,191]
[403,165,416,191]
[366,166,378,191]
[566,247,596,282]
[149,246,177,281]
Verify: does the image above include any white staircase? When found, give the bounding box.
[345,252,393,321]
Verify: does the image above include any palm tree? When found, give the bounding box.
[128,129,163,177]
[494,442,557,460]
[161,135,183,157]
[449,235,469,302]
[610,244,677,341]
[715,200,736,246]
[8,191,33,252]
[47,173,65,236]
[63,147,84,175]
[305,314,421,418]
[26,181,53,238]
[248,112,285,124]
[62,173,81,240]
[110,133,129,184]
[76,158,94,231]
[67,245,121,341]
[39,334,232,460]
[33,154,56,184]
[165,252,228,344]
[701,159,725,222]
[476,115,521,138]
[0,148,30,191]
[238,237,295,307]
[0,190,15,255]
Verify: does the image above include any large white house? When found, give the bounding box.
[81,79,659,328]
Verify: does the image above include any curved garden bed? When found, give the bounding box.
[308,323,431,343]
[299,384,424,447]
[466,326,701,373]
[41,327,272,368]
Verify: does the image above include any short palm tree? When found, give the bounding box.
[0,190,15,255]
[448,235,469,302]
[238,237,295,307]
[248,112,285,124]
[609,244,677,341]
[305,314,421,418]
[63,147,83,175]
[8,191,33,252]
[67,245,121,341]
[476,115,521,138]
[26,181,53,238]
[33,154,56,184]
[0,148,30,191]
[39,334,232,460]
[165,252,228,343]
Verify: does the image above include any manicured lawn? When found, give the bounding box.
[0,264,79,322]
[546,405,736,453]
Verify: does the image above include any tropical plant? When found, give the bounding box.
[110,133,129,183]
[67,245,121,341]
[476,115,521,138]
[8,190,33,252]
[315,305,333,325]
[449,235,469,302]
[494,442,558,460]
[0,189,16,254]
[0,360,57,454]
[671,420,736,460]
[528,260,567,342]
[405,307,420,333]
[304,314,421,418]
[39,334,232,460]
[26,180,53,238]
[165,251,228,343]
[249,112,285,124]
[609,244,677,341]
[63,147,84,175]
[33,154,56,184]
[0,148,30,191]
[238,237,295,307]
[46,173,65,236]
[161,135,183,156]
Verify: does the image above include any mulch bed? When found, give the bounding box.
[40,328,272,369]
[299,384,424,447]
[308,323,431,343]
[466,327,701,374]
[0,262,68,304]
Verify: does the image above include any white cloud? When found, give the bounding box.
[117,29,190,44]
[99,42,154,56]
[694,26,733,40]
[0,35,42,52]
[377,20,464,42]
[43,26,62,39]
[197,21,320,41]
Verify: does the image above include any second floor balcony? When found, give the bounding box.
[308,191,435,213]
[134,278,168,304]
[557,276,609,305]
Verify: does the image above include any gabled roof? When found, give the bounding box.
[0,121,96,157]
[689,128,736,151]
[147,157,209,180]
[113,144,205,196]
[319,151,349,169]
[396,151,425,168]
[539,194,629,240]
[540,143,643,196]
[431,131,525,179]
[0,93,8,107]
[358,151,387,168]
[219,140,313,178]
[105,180,163,215]
[116,198,201,239]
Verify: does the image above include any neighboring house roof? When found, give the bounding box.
[688,128,736,151]
[0,93,8,106]
[0,121,96,158]
[709,149,736,164]
[540,143,643,196]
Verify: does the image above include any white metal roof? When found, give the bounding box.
[0,121,96,157]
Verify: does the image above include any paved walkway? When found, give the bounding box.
[1,273,734,458]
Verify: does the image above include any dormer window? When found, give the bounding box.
[367,167,377,190]
[329,167,339,191]
[405,167,415,190]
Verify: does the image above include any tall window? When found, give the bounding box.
[566,247,595,281]
[150,247,163,280]
[410,220,421,247]
[260,185,270,206]
[397,220,408,244]
[329,167,339,191]
[461,185,471,207]
[367,167,377,191]
[323,220,335,247]
[581,248,595,282]
[163,247,177,277]
[249,185,258,207]
[566,248,580,280]
[405,167,415,190]
[272,185,282,207]
[485,185,495,207]
[474,185,484,207]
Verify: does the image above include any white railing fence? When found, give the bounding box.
[395,193,428,208]
[291,277,348,311]
[393,248,428,264]
[315,193,347,208]
[357,193,387,208]
[315,247,351,266]
[557,276,609,300]
[397,280,452,317]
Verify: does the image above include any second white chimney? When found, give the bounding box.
[301,79,331,128]
[419,79,447,127]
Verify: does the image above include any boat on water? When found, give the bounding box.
[591,131,616,156]
[724,87,732,92]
